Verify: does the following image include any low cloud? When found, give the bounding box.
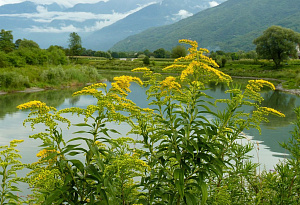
[0,2,155,33]
[173,9,193,20]
[209,1,219,7]
[0,0,108,8]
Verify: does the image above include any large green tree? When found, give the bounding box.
[68,32,82,56]
[171,45,187,58]
[0,29,15,53]
[253,26,300,68]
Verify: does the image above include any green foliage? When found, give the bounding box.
[142,56,150,65]
[68,32,83,56]
[171,45,187,58]
[153,48,166,58]
[47,45,68,65]
[0,72,30,88]
[0,140,24,204]
[0,29,14,53]
[40,66,101,85]
[253,25,300,68]
[6,39,300,205]
[111,0,300,52]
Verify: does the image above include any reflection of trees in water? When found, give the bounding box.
[261,91,296,127]
[69,96,81,106]
[0,88,79,119]
[208,81,227,92]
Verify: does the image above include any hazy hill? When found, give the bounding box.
[84,0,226,50]
[110,0,300,52]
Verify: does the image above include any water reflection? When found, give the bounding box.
[0,75,300,171]
[261,91,296,127]
[0,88,81,119]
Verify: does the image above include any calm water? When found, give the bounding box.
[0,75,299,173]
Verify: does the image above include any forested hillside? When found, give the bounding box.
[111,0,300,52]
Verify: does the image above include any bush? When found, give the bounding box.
[0,72,30,88]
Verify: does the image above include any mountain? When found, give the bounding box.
[110,0,300,52]
[0,0,156,48]
[0,0,226,50]
[84,0,227,50]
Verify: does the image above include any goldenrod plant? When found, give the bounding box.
[14,39,287,204]
[0,140,24,204]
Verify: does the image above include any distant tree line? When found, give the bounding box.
[0,29,68,68]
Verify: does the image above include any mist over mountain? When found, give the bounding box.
[0,0,226,50]
[111,0,300,52]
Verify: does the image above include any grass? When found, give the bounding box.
[2,58,300,92]
[0,64,102,92]
[219,59,300,89]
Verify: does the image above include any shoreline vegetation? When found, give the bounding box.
[2,57,300,96]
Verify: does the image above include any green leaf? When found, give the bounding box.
[69,159,84,174]
[174,168,184,197]
[73,123,93,127]
[185,192,197,205]
[201,182,208,204]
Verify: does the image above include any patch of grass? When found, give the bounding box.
[0,65,102,91]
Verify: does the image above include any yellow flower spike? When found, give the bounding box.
[131,67,151,72]
[82,83,107,90]
[160,76,181,91]
[248,79,276,90]
[111,75,143,95]
[73,88,100,96]
[17,100,52,110]
[259,107,285,118]
[163,64,187,71]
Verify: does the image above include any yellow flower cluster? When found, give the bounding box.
[175,53,197,63]
[259,107,285,118]
[179,39,198,53]
[10,139,24,144]
[162,64,187,71]
[160,76,181,91]
[245,79,276,102]
[180,62,195,81]
[248,79,275,90]
[17,100,54,111]
[95,140,106,148]
[36,148,59,159]
[111,75,143,96]
[73,88,101,96]
[82,82,107,90]
[131,67,150,72]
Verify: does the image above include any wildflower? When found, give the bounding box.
[73,88,100,96]
[82,82,107,90]
[160,76,181,91]
[111,75,143,96]
[17,100,53,110]
[163,64,187,71]
[131,67,150,72]
[259,107,285,117]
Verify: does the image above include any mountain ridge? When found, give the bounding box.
[110,0,300,52]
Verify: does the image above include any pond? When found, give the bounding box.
[0,72,299,175]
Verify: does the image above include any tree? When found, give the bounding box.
[18,39,40,49]
[171,45,187,58]
[142,56,150,65]
[68,32,82,56]
[153,48,166,58]
[253,26,300,68]
[0,29,15,53]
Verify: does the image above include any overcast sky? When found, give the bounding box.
[0,0,156,33]
[0,0,107,7]
[0,0,219,33]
